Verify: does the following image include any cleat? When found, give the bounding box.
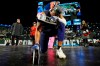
[32,44,40,65]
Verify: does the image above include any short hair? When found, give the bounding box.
[33,22,36,24]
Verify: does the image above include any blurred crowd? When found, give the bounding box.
[0,20,100,40]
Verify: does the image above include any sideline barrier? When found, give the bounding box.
[0,39,33,46]
[0,39,99,46]
[54,39,80,47]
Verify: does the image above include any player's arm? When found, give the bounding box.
[57,14,67,26]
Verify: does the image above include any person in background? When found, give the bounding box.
[76,7,81,19]
[30,22,37,45]
[81,20,88,30]
[11,18,23,46]
[81,20,90,47]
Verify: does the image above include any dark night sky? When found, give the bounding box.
[0,0,37,27]
[0,0,99,27]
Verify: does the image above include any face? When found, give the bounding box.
[50,1,58,16]
[17,19,20,23]
[82,20,86,24]
[33,22,36,26]
[50,9,56,16]
[34,23,36,26]
[50,2,55,10]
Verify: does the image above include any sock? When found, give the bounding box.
[57,46,61,49]
[36,42,39,44]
